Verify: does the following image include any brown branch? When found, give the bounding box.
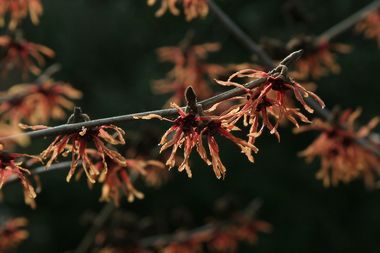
[316,0,380,44]
[139,199,262,247]
[73,202,116,253]
[207,0,380,158]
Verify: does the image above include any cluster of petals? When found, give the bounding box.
[97,157,165,206]
[216,66,325,145]
[0,80,82,124]
[286,36,351,79]
[147,0,208,21]
[0,217,29,252]
[0,144,37,207]
[0,34,54,77]
[0,0,43,30]
[295,109,380,187]
[139,101,258,179]
[153,42,225,106]
[355,10,380,47]
[160,214,271,253]
[37,124,127,184]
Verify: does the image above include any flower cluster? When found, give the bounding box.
[98,157,165,206]
[355,10,380,47]
[147,0,208,21]
[0,217,29,253]
[216,64,325,143]
[140,98,257,179]
[0,144,37,207]
[158,209,271,253]
[286,36,351,79]
[143,59,325,179]
[26,108,167,205]
[0,80,82,125]
[92,199,270,253]
[0,33,54,78]
[295,109,380,187]
[0,0,43,30]
[153,41,225,106]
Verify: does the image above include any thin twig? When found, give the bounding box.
[316,0,380,44]
[206,0,380,158]
[207,0,273,70]
[0,76,273,142]
[5,161,72,185]
[73,202,116,253]
[139,199,262,247]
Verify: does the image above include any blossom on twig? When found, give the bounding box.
[148,0,208,21]
[0,0,43,30]
[0,217,29,252]
[286,36,351,79]
[0,33,54,78]
[98,157,165,205]
[295,109,380,187]
[355,10,380,47]
[29,108,127,183]
[0,80,82,125]
[153,40,225,107]
[0,144,37,207]
[215,64,324,146]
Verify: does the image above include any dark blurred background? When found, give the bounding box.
[1,0,380,252]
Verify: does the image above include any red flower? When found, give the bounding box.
[0,80,82,124]
[356,10,380,47]
[153,103,201,177]
[0,34,54,78]
[0,218,29,252]
[295,109,380,187]
[216,66,324,143]
[0,144,37,207]
[0,0,43,30]
[197,111,258,179]
[35,108,127,183]
[153,41,225,106]
[98,158,165,205]
[148,0,208,21]
[286,36,351,79]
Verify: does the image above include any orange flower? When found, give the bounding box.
[356,10,380,47]
[0,144,37,207]
[295,109,380,187]
[162,241,202,253]
[138,87,258,179]
[37,108,127,183]
[154,103,201,177]
[0,80,82,124]
[0,34,54,78]
[216,66,324,146]
[197,111,258,179]
[0,123,30,149]
[98,158,165,205]
[0,218,29,252]
[286,36,351,79]
[153,41,224,106]
[148,0,208,21]
[0,0,43,30]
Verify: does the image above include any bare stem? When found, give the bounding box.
[316,0,380,44]
[207,0,273,70]
[0,76,270,142]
